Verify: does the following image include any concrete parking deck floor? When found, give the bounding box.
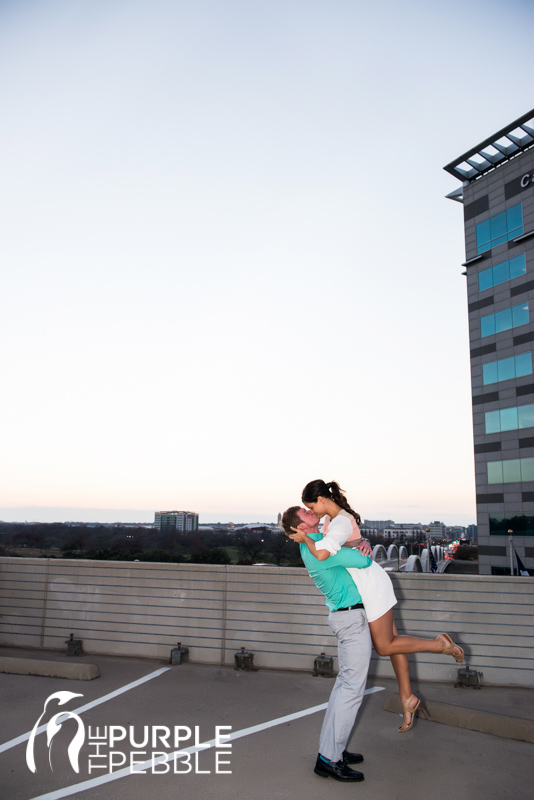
[0,646,532,800]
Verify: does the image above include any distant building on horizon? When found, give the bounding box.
[467,524,478,541]
[447,525,467,540]
[445,108,534,575]
[363,519,394,532]
[428,521,448,539]
[383,524,425,541]
[154,511,199,533]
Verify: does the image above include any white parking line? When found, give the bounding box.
[0,667,171,754]
[27,686,385,800]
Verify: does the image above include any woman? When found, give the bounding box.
[293,479,464,732]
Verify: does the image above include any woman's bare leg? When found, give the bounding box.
[372,617,417,728]
[369,610,462,658]
[390,621,420,728]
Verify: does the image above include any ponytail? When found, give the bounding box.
[302,479,362,525]
[327,481,362,526]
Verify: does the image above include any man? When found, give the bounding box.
[281,506,373,783]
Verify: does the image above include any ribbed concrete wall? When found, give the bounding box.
[0,558,532,687]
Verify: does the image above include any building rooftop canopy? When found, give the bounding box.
[444,109,534,183]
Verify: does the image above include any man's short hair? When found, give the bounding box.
[281,506,303,536]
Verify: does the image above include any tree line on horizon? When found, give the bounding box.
[0,522,475,566]
[0,521,302,566]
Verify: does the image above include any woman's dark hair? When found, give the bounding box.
[301,480,362,525]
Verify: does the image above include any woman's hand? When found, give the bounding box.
[358,539,372,557]
[290,527,307,543]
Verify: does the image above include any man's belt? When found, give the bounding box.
[332,603,364,612]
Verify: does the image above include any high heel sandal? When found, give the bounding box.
[437,633,464,664]
[398,695,427,733]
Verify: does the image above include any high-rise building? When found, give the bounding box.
[444,109,534,575]
[154,511,199,533]
[428,521,447,539]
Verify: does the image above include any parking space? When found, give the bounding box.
[1,647,532,800]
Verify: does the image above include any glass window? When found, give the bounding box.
[503,460,521,482]
[507,204,523,235]
[485,410,501,434]
[480,314,496,337]
[519,404,534,429]
[492,260,509,286]
[487,461,504,483]
[478,254,527,292]
[509,254,527,281]
[484,403,534,433]
[478,267,494,292]
[498,357,516,382]
[480,302,529,338]
[500,407,519,431]
[490,212,507,242]
[476,203,523,254]
[490,514,534,535]
[482,361,499,384]
[487,457,534,483]
[512,302,529,327]
[476,219,491,252]
[482,353,532,385]
[495,307,513,332]
[515,352,533,378]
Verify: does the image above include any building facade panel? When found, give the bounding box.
[445,110,534,574]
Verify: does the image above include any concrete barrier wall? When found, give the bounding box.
[0,558,533,687]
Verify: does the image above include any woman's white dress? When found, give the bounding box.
[318,510,397,623]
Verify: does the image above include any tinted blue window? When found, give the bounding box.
[515,352,532,378]
[481,314,496,337]
[507,204,523,234]
[482,353,533,385]
[495,307,513,333]
[512,302,529,327]
[519,404,534,429]
[478,266,494,291]
[492,260,509,286]
[490,212,507,240]
[480,302,529,337]
[498,357,516,382]
[476,219,491,250]
[477,255,527,291]
[482,361,499,384]
[509,254,527,281]
[476,204,523,254]
[500,407,519,431]
[487,457,534,484]
[485,410,501,434]
[484,403,534,433]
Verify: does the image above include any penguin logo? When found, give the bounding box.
[26,691,85,773]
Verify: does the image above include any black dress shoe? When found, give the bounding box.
[314,755,364,782]
[343,750,364,764]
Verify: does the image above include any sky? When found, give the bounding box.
[1,0,534,526]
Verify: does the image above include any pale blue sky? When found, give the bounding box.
[1,0,533,524]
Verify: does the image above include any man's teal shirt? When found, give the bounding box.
[300,533,372,611]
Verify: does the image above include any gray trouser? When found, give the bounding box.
[318,608,372,762]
